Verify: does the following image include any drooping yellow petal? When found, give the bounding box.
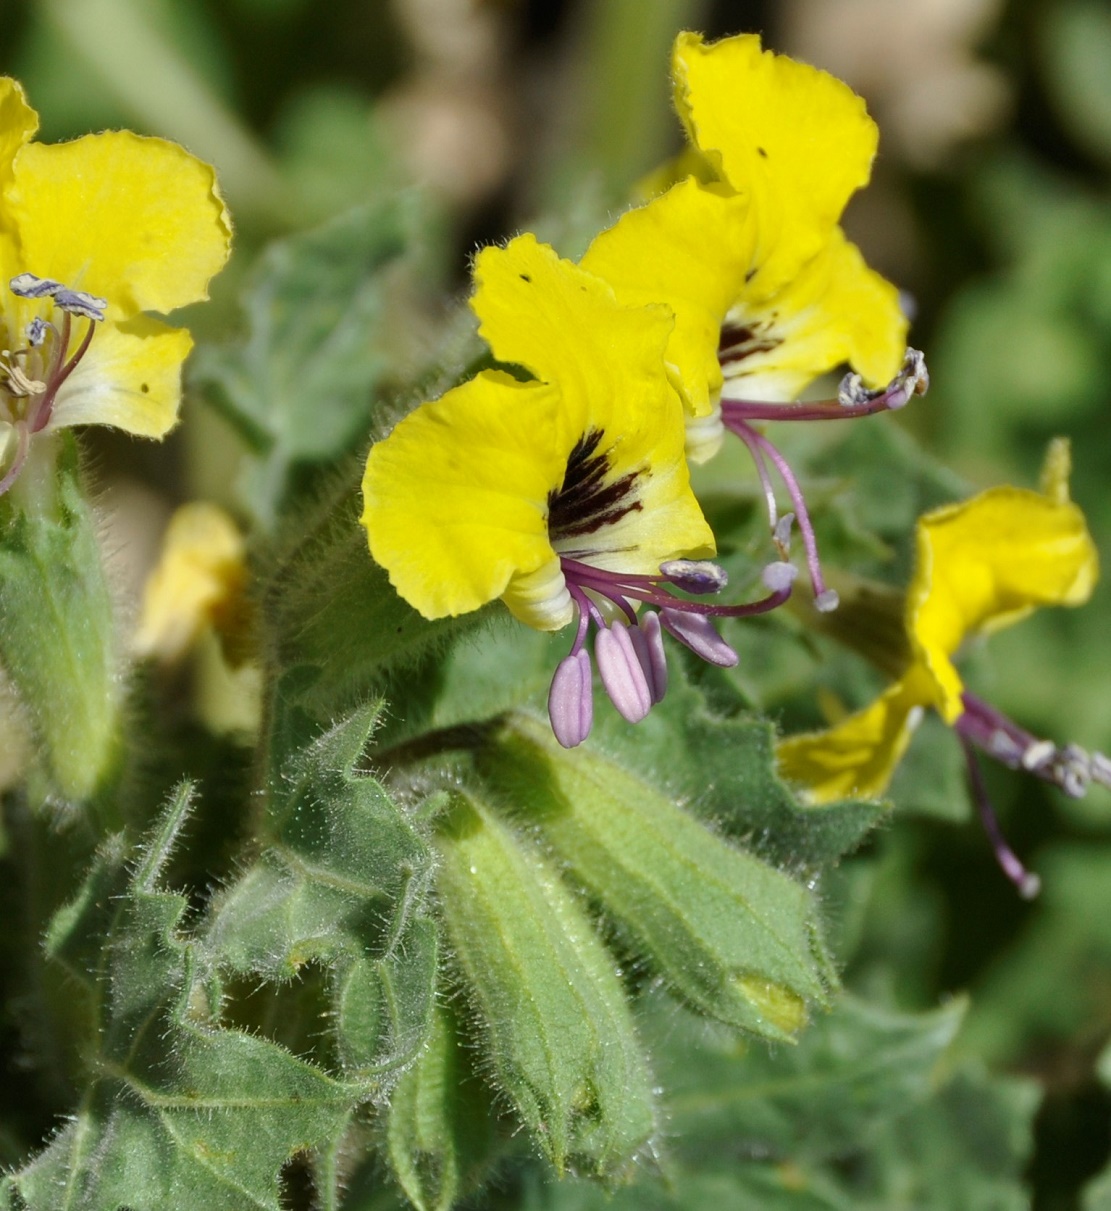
[720,227,907,401]
[48,315,193,438]
[362,369,572,625]
[581,178,757,422]
[134,502,248,664]
[776,671,931,804]
[672,32,878,251]
[908,486,1099,722]
[8,132,231,317]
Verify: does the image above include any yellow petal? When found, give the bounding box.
[720,228,907,400]
[48,315,193,439]
[362,370,572,625]
[908,486,1099,722]
[8,132,231,317]
[0,78,37,187]
[671,32,877,287]
[134,503,247,664]
[776,672,929,804]
[581,178,757,421]
[471,233,673,408]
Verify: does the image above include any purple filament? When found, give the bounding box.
[960,736,1041,900]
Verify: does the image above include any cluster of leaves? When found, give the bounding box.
[0,180,1071,1211]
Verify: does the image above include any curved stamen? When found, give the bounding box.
[0,422,31,497]
[961,737,1041,900]
[30,317,97,434]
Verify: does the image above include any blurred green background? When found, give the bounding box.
[2,0,1111,1206]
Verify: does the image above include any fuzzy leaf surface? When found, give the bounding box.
[207,697,437,1085]
[1,784,362,1211]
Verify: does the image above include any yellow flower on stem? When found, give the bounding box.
[0,77,231,495]
[582,32,917,616]
[362,235,799,747]
[777,445,1106,896]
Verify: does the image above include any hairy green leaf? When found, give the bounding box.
[2,784,363,1211]
[434,788,656,1179]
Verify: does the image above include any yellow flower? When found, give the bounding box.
[0,78,231,493]
[580,32,907,463]
[134,502,249,665]
[363,234,795,747]
[777,450,1100,807]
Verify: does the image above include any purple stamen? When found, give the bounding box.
[719,349,929,421]
[548,650,594,749]
[595,620,653,723]
[957,692,1110,800]
[960,736,1041,900]
[660,609,739,667]
[630,610,668,703]
[659,559,728,595]
[724,419,834,609]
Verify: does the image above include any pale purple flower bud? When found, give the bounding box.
[761,561,798,594]
[595,620,653,723]
[660,608,739,668]
[548,649,594,748]
[628,611,668,704]
[659,559,728,595]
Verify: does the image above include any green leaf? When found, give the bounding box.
[192,197,420,525]
[1041,0,1111,163]
[0,436,121,806]
[433,788,656,1179]
[207,699,437,1086]
[385,1004,500,1211]
[477,711,836,1042]
[3,784,362,1211]
[646,992,966,1164]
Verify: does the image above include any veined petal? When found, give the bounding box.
[581,178,757,421]
[361,370,572,625]
[471,233,675,416]
[8,132,231,317]
[908,486,1099,722]
[719,228,907,401]
[671,32,878,247]
[776,673,929,804]
[48,315,193,438]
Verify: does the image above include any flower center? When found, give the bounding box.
[0,273,106,495]
[547,428,642,548]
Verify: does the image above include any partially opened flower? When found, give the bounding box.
[580,32,915,610]
[0,78,231,495]
[362,235,795,747]
[777,445,1107,895]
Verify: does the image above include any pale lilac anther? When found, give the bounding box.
[838,349,929,412]
[660,608,739,668]
[815,588,840,613]
[629,611,668,704]
[761,561,797,594]
[774,513,795,555]
[26,317,48,347]
[659,559,728,595]
[52,288,107,323]
[10,272,63,299]
[548,649,594,748]
[595,620,653,723]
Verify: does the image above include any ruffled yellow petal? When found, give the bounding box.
[776,672,930,804]
[581,178,757,422]
[362,370,572,625]
[134,503,247,664]
[0,78,37,188]
[48,315,193,438]
[908,486,1099,722]
[720,227,907,400]
[632,146,717,203]
[672,32,878,250]
[8,132,231,317]
[471,233,674,411]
